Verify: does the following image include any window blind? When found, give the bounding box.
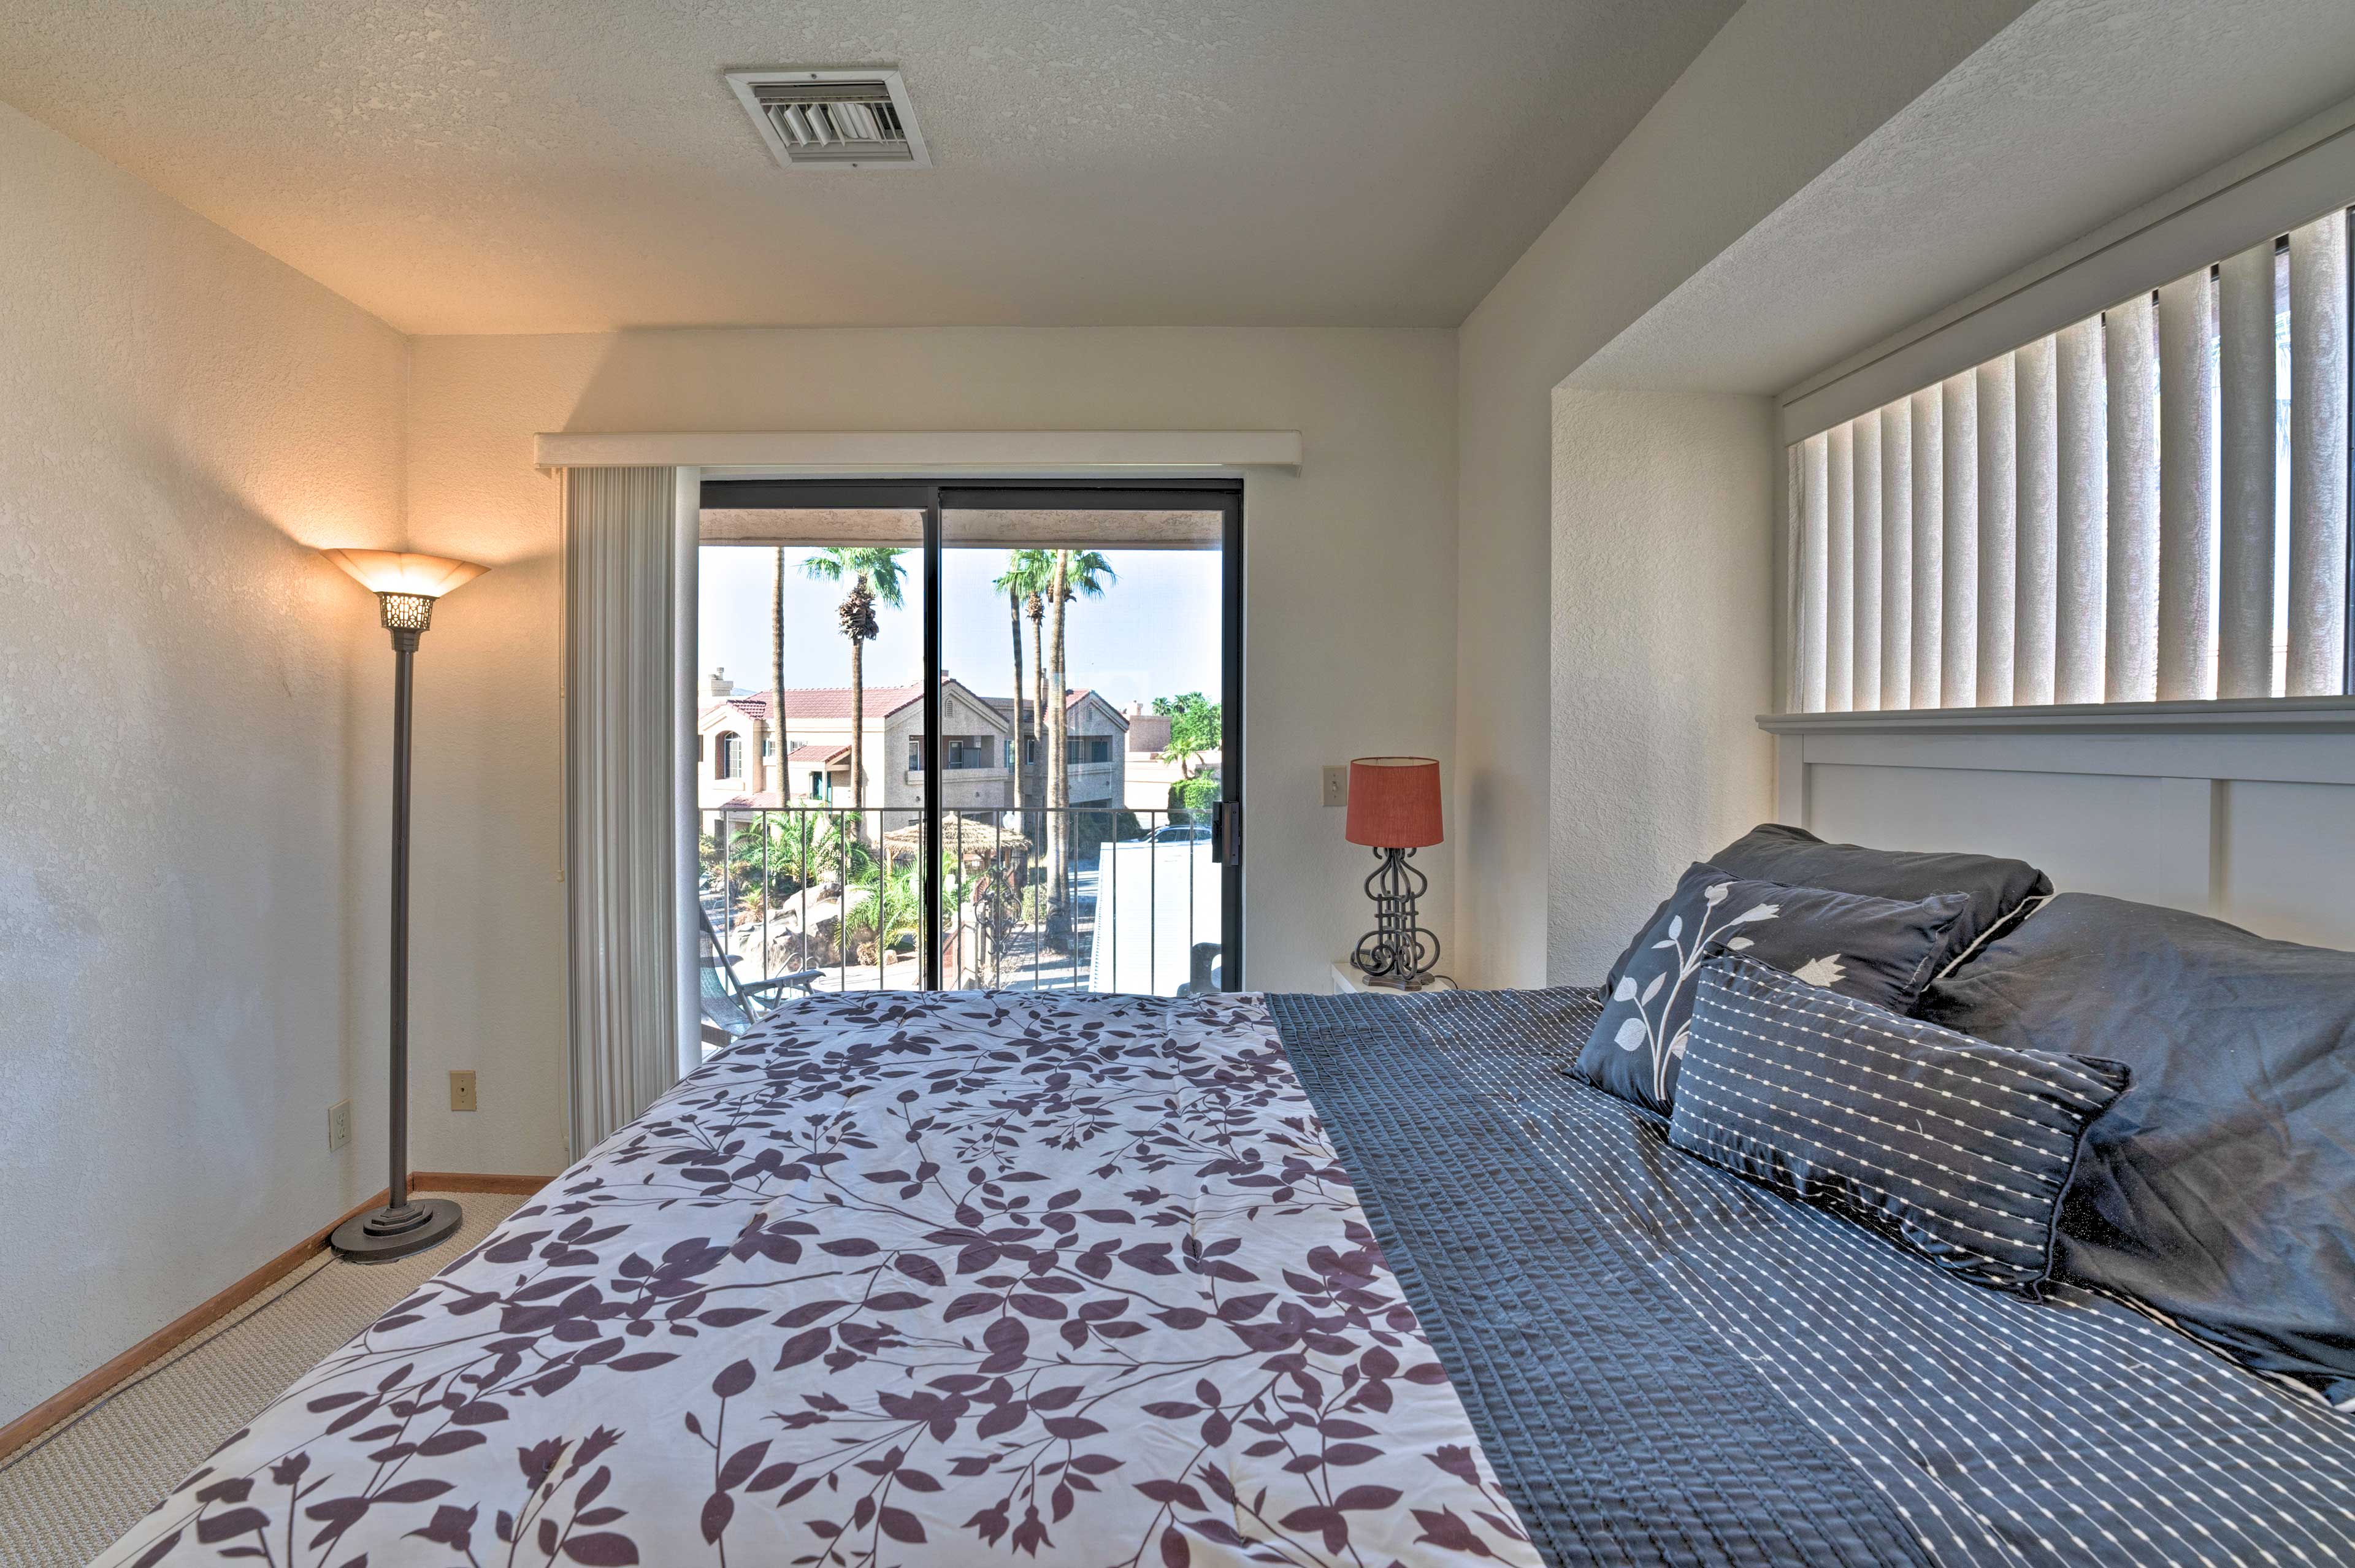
[1789,209,2353,713]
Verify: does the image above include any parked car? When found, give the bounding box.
[1149,822,1212,843]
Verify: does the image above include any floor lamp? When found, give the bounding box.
[323,548,488,1263]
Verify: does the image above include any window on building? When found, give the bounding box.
[1068,735,1112,764]
[1787,209,2352,713]
[810,771,827,801]
[762,729,776,759]
[716,733,743,778]
[907,735,997,770]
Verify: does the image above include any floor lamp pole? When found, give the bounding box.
[387,629,413,1214]
[332,596,464,1263]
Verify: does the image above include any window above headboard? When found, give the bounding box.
[1785,208,2353,716]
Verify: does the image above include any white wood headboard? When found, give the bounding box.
[1762,699,2355,953]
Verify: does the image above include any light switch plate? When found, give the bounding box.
[450,1070,478,1112]
[327,1099,352,1151]
[1321,765,1348,808]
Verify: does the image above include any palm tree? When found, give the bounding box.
[705,812,817,918]
[843,847,965,970]
[800,546,907,838]
[1043,549,1116,900]
[1153,692,1219,785]
[995,551,1052,827]
[770,547,789,797]
[1025,587,1047,800]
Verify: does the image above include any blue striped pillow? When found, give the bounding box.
[1668,954,2128,1294]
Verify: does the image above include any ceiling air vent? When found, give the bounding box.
[727,69,931,170]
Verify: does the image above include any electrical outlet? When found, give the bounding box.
[449,1070,478,1112]
[1321,765,1349,808]
[327,1100,352,1152]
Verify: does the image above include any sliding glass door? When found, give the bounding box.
[694,492,927,1003]
[938,486,1239,995]
[693,480,1241,1009]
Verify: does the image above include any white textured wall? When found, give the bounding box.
[1453,0,2030,985]
[399,327,1457,1176]
[0,103,406,1427]
[1550,390,1777,981]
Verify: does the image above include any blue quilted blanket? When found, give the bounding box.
[1269,987,2355,1568]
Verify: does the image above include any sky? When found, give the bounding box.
[698,546,1222,713]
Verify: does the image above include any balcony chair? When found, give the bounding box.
[699,904,824,1049]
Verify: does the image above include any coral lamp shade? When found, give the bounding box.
[321,549,488,600]
[1345,757,1442,849]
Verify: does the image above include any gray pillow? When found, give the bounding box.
[1921,893,2355,1405]
[1577,862,1970,1117]
[1672,954,2128,1294]
[1606,824,2050,995]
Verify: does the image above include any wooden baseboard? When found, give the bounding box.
[0,1174,554,1462]
[412,1171,554,1195]
[0,1188,387,1462]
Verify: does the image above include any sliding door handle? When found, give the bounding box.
[1212,800,1242,865]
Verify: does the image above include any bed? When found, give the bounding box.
[94,977,2355,1567]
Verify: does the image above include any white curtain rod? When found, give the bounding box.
[532,430,1303,472]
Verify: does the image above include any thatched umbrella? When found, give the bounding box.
[881,818,1033,863]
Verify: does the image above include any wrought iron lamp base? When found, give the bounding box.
[331,1198,463,1264]
[1350,846,1441,990]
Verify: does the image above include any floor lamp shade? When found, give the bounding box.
[325,549,488,634]
[323,547,486,1263]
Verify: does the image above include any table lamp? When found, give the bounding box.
[1345,755,1442,989]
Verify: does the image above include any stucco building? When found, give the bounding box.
[699,670,1128,833]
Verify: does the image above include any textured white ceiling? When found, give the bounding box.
[0,0,1738,334]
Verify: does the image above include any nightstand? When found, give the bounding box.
[1330,962,1457,995]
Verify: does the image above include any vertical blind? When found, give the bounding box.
[1790,209,2354,713]
[563,465,689,1154]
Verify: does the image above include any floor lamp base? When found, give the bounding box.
[331,1198,464,1264]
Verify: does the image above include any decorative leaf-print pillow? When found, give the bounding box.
[1575,862,1970,1117]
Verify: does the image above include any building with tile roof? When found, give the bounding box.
[697,670,1127,833]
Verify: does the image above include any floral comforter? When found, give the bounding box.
[96,991,1538,1568]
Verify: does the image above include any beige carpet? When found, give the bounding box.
[0,1191,526,1568]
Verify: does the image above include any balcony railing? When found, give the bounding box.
[699,803,1222,1004]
